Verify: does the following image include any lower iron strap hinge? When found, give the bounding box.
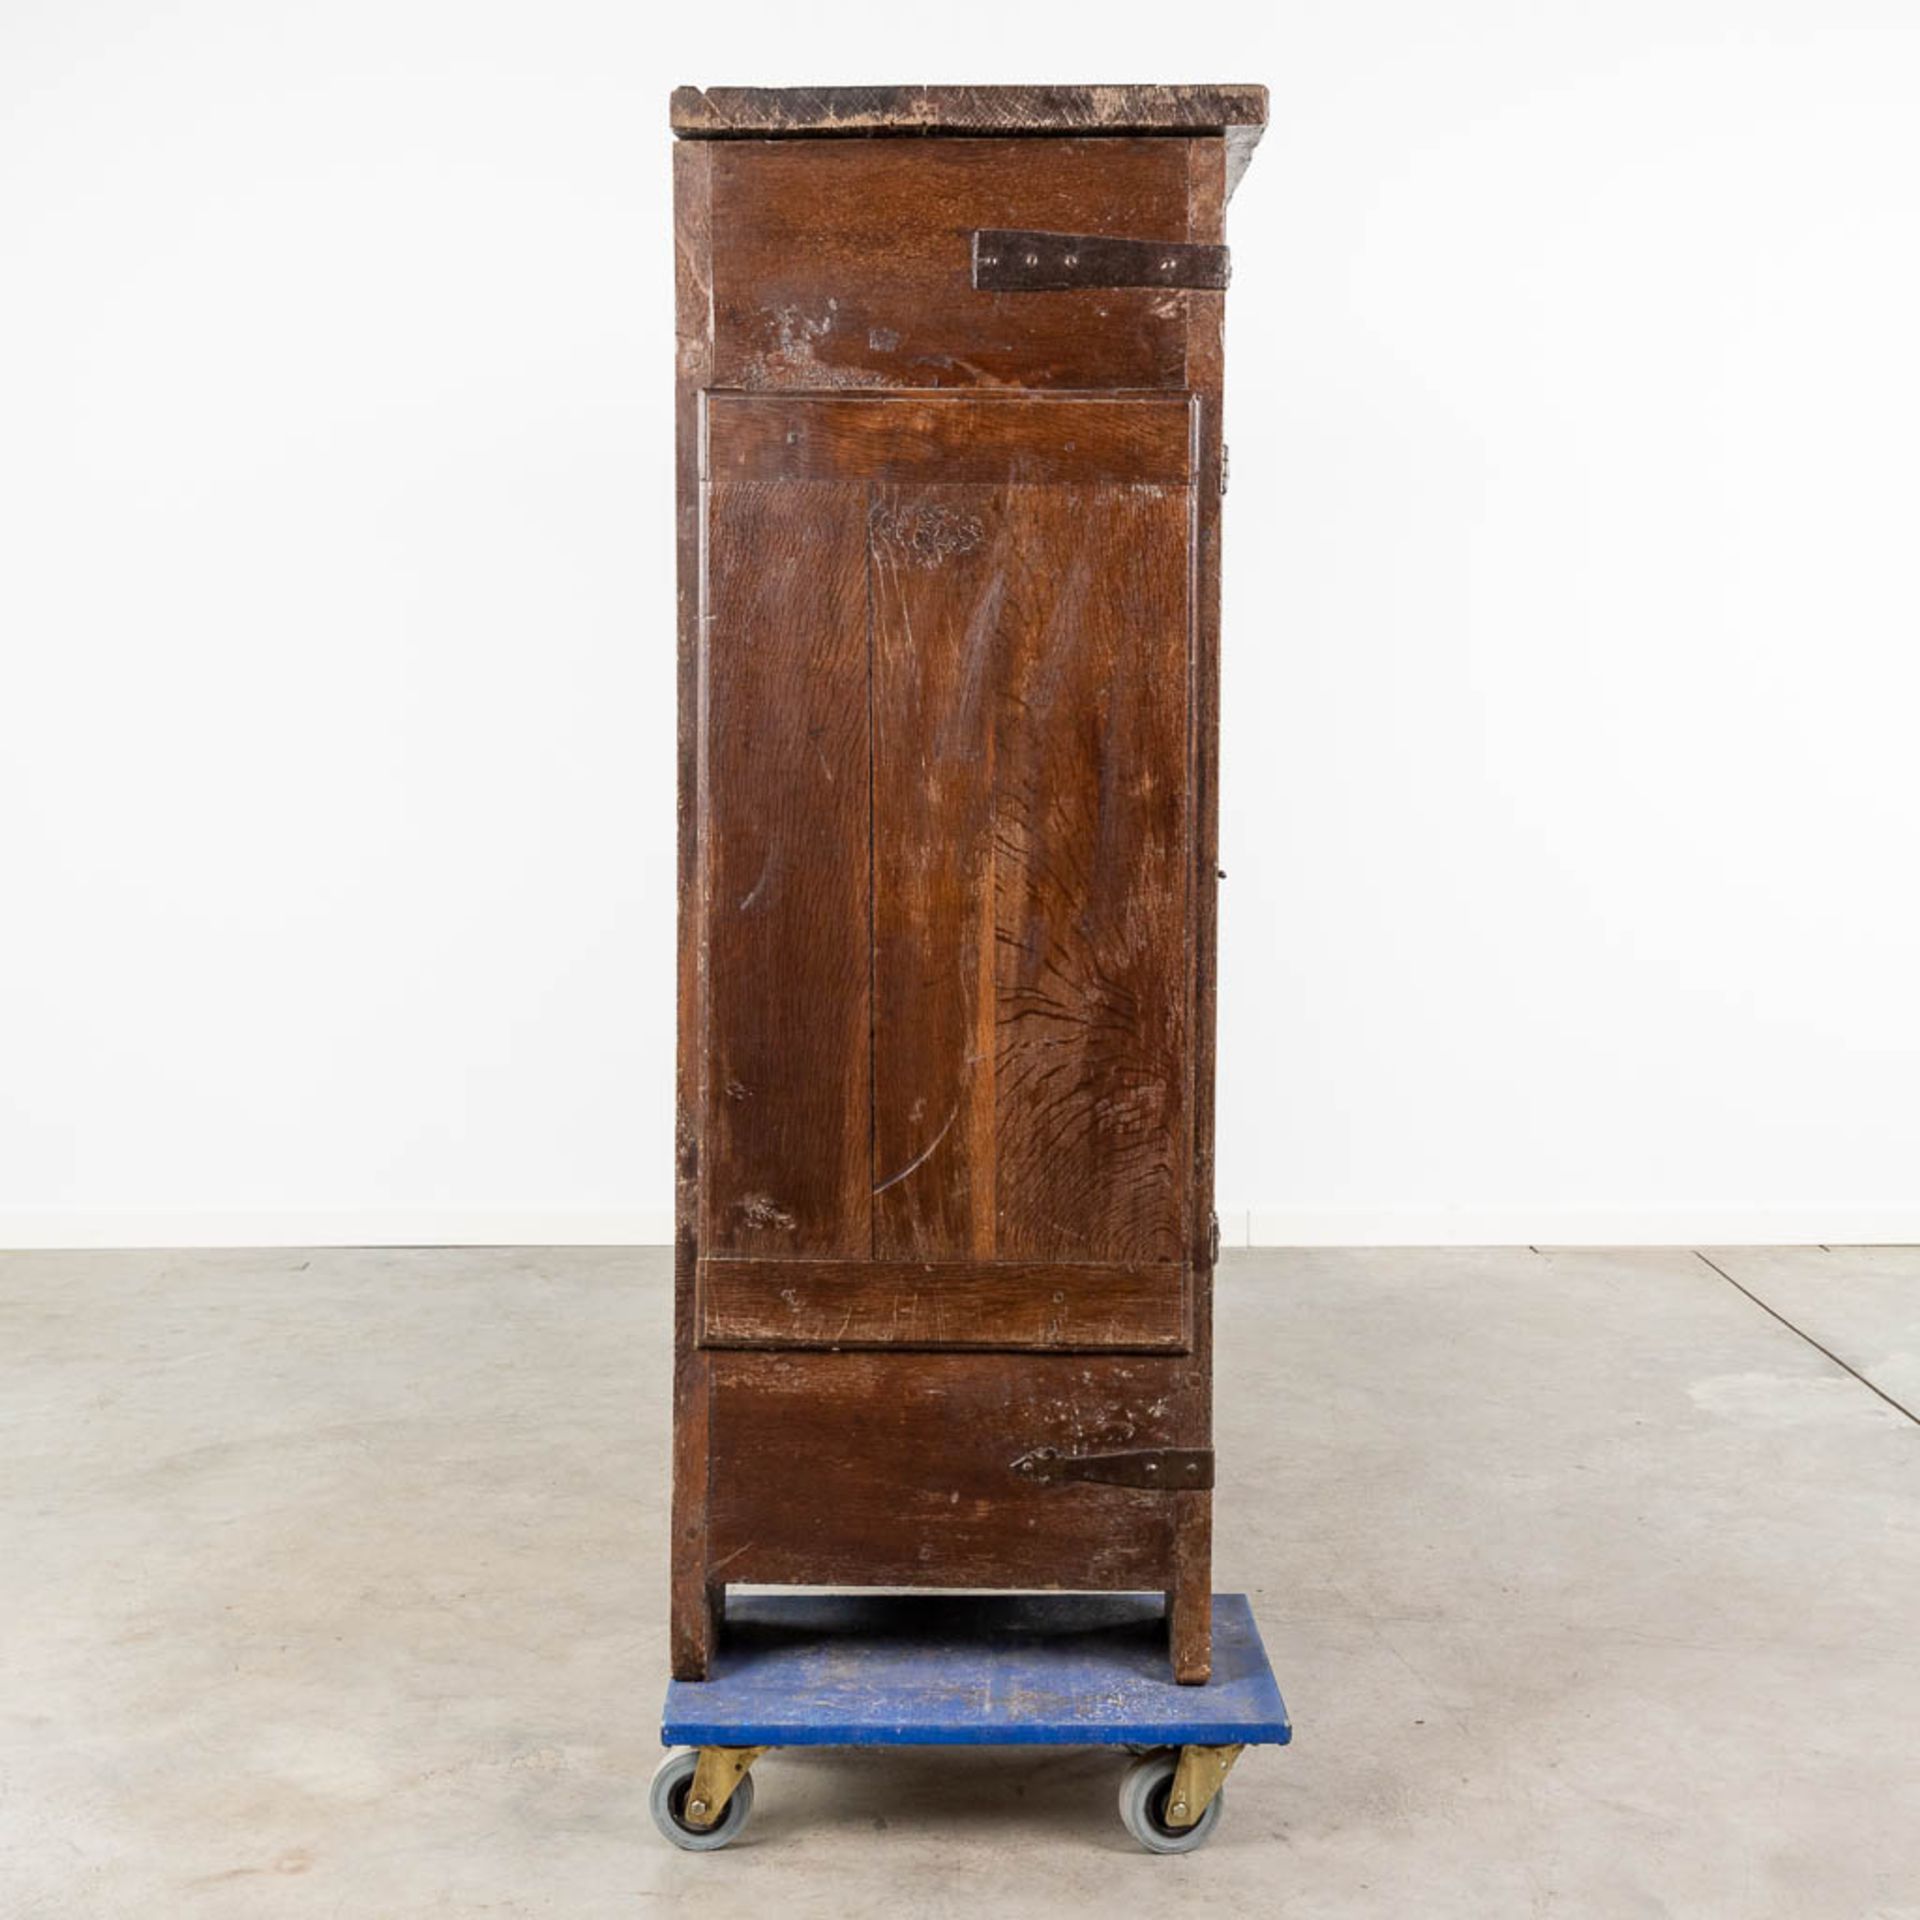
[1010,1446,1214,1490]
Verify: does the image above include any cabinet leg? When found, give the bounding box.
[1168,1489,1212,1684]
[670,1574,719,1680]
[668,1316,714,1679]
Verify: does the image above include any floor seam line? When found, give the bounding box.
[1693,1249,1919,1427]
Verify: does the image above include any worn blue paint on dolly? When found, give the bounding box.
[662,1592,1292,1748]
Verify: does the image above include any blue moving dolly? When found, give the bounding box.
[655,1591,1291,1852]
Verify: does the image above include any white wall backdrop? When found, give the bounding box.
[4,2,1917,1249]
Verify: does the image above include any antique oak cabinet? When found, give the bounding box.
[670,84,1266,1684]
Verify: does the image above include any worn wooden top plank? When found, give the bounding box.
[670,83,1268,141]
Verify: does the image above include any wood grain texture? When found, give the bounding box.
[700,397,1196,1280]
[708,138,1193,393]
[1167,1488,1213,1684]
[868,482,999,1261]
[698,1258,1188,1351]
[671,83,1269,140]
[705,391,1194,485]
[990,483,1194,1263]
[1184,140,1226,1278]
[700,479,872,1256]
[1167,135,1227,1683]
[867,461,1193,1270]
[706,1349,1203,1591]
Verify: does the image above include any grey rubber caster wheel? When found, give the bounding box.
[650,1747,756,1851]
[1118,1750,1225,1853]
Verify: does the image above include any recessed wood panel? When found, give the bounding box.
[700,395,1195,1306]
[708,138,1194,393]
[706,1348,1204,1590]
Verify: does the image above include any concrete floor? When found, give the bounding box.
[2,1247,1916,1918]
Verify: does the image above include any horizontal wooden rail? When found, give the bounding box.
[698,1257,1191,1352]
[702,391,1196,485]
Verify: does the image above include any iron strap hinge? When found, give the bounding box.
[972,228,1231,292]
[1010,1446,1215,1491]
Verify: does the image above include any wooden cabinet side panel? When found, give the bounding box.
[673,133,1235,1657]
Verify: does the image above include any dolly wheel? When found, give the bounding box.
[650,1747,757,1851]
[1118,1749,1225,1853]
